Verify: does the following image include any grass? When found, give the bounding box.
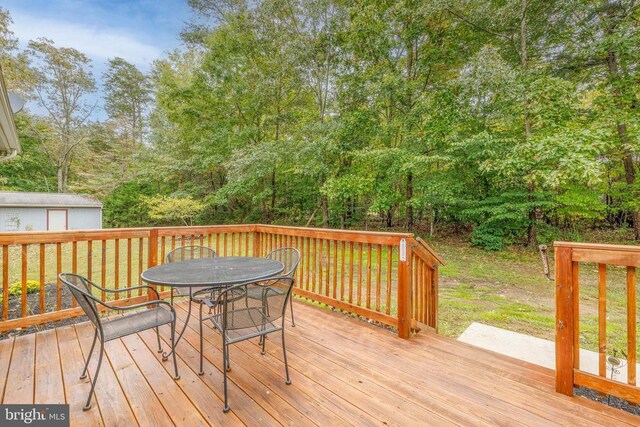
[430,234,635,354]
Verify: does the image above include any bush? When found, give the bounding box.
[0,280,41,303]
[470,226,506,251]
[8,280,41,296]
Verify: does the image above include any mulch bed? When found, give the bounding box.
[0,283,87,340]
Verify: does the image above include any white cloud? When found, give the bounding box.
[10,11,162,68]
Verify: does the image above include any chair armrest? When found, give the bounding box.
[100,299,174,314]
[86,281,160,300]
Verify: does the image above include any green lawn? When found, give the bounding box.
[430,235,633,354]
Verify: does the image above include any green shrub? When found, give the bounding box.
[0,280,41,303]
[470,226,506,251]
[8,280,41,296]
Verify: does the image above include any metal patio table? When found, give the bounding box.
[141,256,284,360]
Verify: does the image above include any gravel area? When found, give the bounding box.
[575,386,640,416]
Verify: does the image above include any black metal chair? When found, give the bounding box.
[248,248,300,326]
[204,276,295,413]
[59,273,179,411]
[166,245,217,305]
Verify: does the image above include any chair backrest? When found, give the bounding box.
[59,273,102,330]
[266,248,300,278]
[222,277,295,331]
[166,245,216,263]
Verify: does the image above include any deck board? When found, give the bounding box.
[1,301,638,426]
[74,322,138,427]
[34,329,65,404]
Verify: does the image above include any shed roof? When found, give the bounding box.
[0,192,102,208]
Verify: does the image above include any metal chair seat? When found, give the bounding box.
[209,308,282,344]
[103,307,174,341]
[174,285,214,299]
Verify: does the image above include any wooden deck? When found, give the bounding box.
[0,301,637,426]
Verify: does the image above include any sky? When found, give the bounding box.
[2,0,191,118]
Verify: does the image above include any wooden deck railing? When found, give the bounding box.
[555,241,640,404]
[0,224,441,338]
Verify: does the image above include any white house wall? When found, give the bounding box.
[0,207,102,232]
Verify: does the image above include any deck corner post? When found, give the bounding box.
[555,245,574,396]
[147,229,159,301]
[397,238,412,339]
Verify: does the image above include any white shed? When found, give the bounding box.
[0,192,102,232]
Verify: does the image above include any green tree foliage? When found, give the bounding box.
[27,38,96,192]
[1,1,639,250]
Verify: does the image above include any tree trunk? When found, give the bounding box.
[57,165,64,193]
[406,172,413,231]
[321,194,329,228]
[269,169,276,224]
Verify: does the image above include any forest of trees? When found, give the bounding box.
[0,0,639,250]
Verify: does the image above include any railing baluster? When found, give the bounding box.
[115,239,120,299]
[87,240,93,281]
[628,266,637,386]
[332,240,338,299]
[21,244,27,317]
[376,244,382,312]
[349,242,354,304]
[357,242,363,306]
[101,240,107,301]
[2,245,7,320]
[318,239,324,295]
[56,243,62,310]
[572,261,580,370]
[340,241,346,301]
[72,242,77,308]
[366,244,372,309]
[39,244,45,314]
[138,238,143,296]
[598,263,607,378]
[127,239,132,297]
[386,245,392,315]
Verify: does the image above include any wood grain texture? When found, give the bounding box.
[1,301,637,426]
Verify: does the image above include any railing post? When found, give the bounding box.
[431,263,439,331]
[253,228,261,257]
[397,238,411,339]
[555,245,574,396]
[147,229,159,301]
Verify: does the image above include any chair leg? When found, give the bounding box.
[222,338,230,413]
[156,327,163,353]
[225,344,231,371]
[83,339,104,411]
[198,303,204,375]
[290,298,295,327]
[171,320,180,380]
[80,330,98,380]
[281,330,291,385]
[261,334,266,355]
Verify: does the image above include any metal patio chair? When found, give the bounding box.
[166,245,217,305]
[247,247,300,326]
[59,273,179,411]
[204,276,295,412]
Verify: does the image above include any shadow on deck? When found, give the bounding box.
[0,301,636,426]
